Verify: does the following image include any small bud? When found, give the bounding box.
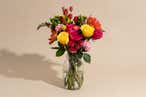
[68,14,73,19]
[69,6,73,12]
[63,9,68,15]
[73,16,78,22]
[62,7,65,11]
[59,16,63,21]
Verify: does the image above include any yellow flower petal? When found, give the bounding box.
[57,32,69,45]
[62,25,66,30]
[81,24,95,37]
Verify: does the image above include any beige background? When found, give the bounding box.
[0,0,146,97]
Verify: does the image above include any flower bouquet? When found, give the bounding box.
[37,6,104,90]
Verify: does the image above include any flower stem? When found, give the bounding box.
[64,52,83,90]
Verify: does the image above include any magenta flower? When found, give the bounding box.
[92,29,103,40]
[66,24,83,41]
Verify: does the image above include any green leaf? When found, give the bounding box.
[56,47,65,57]
[77,51,83,59]
[83,53,91,63]
[50,17,60,27]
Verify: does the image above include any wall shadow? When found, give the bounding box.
[0,49,63,88]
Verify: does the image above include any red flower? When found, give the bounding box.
[73,16,78,22]
[87,16,101,30]
[68,40,82,53]
[68,14,73,19]
[94,21,101,30]
[87,16,96,24]
[66,24,83,41]
[92,29,103,40]
[63,9,68,15]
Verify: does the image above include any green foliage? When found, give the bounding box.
[56,47,65,57]
[50,16,60,30]
[83,53,91,63]
[78,15,87,22]
[77,51,83,59]
[37,22,50,30]
[75,15,87,26]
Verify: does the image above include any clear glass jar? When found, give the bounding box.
[63,52,84,90]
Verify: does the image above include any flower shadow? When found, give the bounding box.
[0,49,63,88]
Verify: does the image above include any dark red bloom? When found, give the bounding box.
[68,40,82,53]
[68,14,73,19]
[63,9,68,15]
[73,16,78,22]
[92,29,103,40]
[59,16,63,22]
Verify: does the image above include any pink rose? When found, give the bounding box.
[82,40,91,51]
[92,29,103,40]
[55,24,62,32]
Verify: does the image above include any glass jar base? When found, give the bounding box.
[64,70,84,90]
